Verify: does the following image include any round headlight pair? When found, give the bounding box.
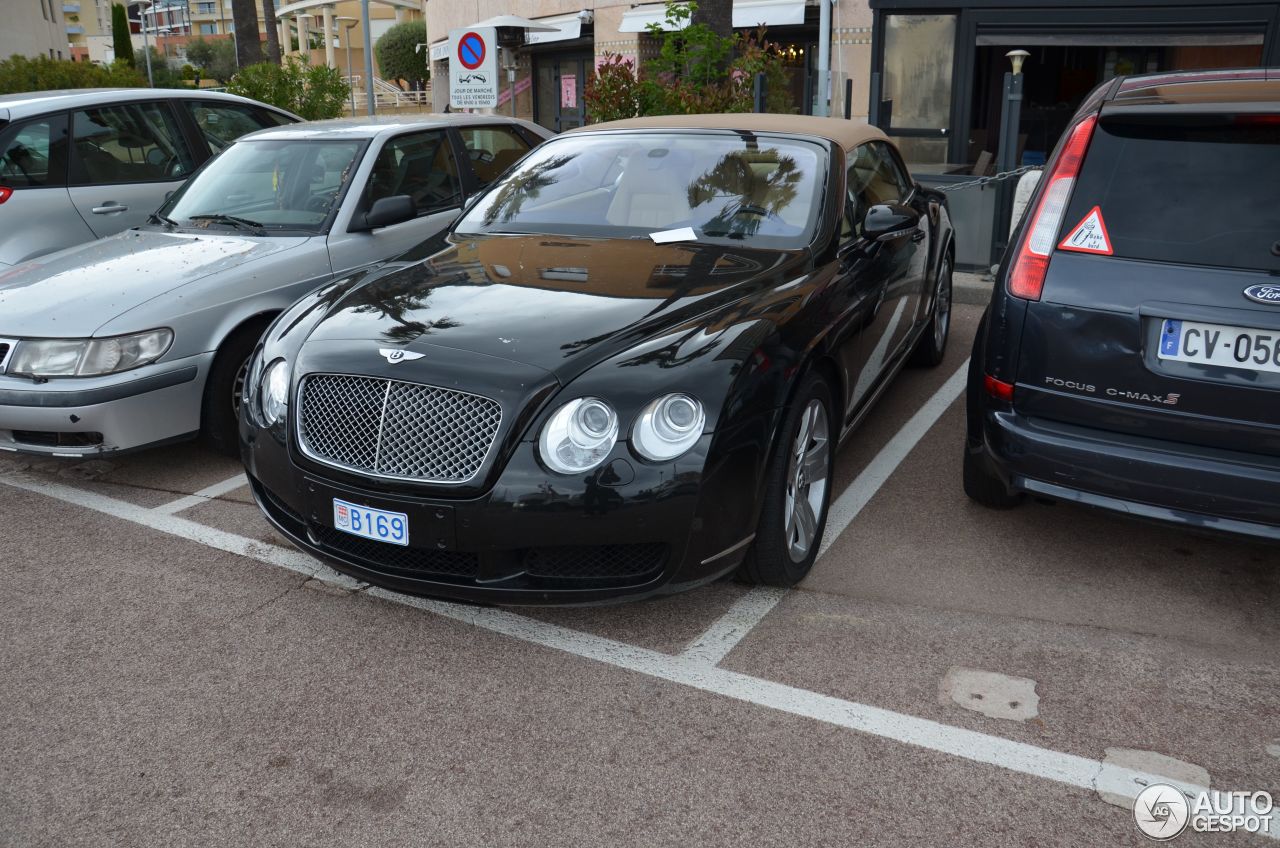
[539,397,619,474]
[259,359,290,426]
[538,393,704,474]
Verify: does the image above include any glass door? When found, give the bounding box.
[535,53,590,132]
[877,13,957,167]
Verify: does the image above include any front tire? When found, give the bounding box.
[201,319,271,457]
[910,254,953,367]
[738,372,835,586]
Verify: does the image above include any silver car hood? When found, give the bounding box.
[0,228,310,337]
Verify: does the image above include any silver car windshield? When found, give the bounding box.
[454,131,827,248]
[164,138,364,234]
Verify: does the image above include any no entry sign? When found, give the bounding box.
[449,26,498,109]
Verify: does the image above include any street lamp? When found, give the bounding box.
[1006,49,1030,76]
[136,0,154,87]
[337,16,358,117]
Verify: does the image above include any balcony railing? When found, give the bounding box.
[63,2,80,11]
[65,24,85,34]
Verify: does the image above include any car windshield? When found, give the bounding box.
[162,138,364,234]
[454,131,828,248]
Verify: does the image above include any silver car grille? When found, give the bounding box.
[297,374,502,483]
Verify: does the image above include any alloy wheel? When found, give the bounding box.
[783,399,830,562]
[934,259,952,353]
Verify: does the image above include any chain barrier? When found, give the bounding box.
[935,164,1043,193]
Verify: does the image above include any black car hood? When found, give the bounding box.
[305,234,806,380]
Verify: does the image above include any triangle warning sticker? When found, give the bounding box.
[1059,206,1113,255]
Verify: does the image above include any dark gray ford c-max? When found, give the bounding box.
[965,68,1280,540]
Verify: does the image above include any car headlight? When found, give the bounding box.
[632,394,705,462]
[8,329,173,377]
[539,397,618,474]
[260,359,290,427]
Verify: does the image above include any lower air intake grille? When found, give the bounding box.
[522,544,667,579]
[311,524,481,577]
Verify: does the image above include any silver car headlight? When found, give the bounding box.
[8,329,173,377]
[632,394,705,462]
[539,397,618,474]
[260,359,290,427]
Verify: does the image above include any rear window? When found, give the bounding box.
[1061,116,1280,272]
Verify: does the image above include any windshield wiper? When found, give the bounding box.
[188,213,266,232]
[150,211,179,228]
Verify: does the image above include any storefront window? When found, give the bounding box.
[881,14,955,166]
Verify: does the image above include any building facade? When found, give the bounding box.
[423,0,877,129]
[1,0,70,60]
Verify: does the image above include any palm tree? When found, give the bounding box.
[230,0,262,67]
[262,0,281,64]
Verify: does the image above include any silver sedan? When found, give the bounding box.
[0,114,551,457]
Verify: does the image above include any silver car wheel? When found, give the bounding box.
[783,399,830,563]
[934,259,952,353]
[231,356,250,416]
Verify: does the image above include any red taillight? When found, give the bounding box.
[1234,114,1280,126]
[0,187,11,205]
[1007,114,1098,300]
[983,374,1015,402]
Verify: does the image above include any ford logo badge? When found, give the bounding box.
[1243,285,1280,306]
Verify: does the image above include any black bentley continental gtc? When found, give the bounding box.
[240,114,954,604]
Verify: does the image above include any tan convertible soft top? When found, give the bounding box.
[566,113,888,152]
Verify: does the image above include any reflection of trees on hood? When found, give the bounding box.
[482,154,579,225]
[342,274,462,343]
[687,150,801,236]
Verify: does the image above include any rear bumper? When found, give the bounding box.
[977,409,1280,541]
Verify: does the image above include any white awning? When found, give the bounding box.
[618,3,689,33]
[620,0,806,33]
[525,13,584,45]
[733,0,806,28]
[429,39,449,61]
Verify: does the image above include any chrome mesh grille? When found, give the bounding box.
[298,374,501,483]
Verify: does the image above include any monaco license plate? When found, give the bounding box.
[332,498,409,546]
[1159,318,1280,374]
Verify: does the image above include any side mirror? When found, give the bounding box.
[863,203,920,243]
[352,194,415,232]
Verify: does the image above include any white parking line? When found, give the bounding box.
[4,464,1276,839]
[0,473,362,590]
[374,587,1277,839]
[153,473,249,515]
[682,359,971,665]
[818,359,969,559]
[680,587,787,665]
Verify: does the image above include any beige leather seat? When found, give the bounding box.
[606,148,693,229]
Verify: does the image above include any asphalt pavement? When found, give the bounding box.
[2,302,1277,847]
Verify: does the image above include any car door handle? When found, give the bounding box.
[91,204,129,214]
[911,230,925,243]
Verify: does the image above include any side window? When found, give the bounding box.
[458,125,531,186]
[366,130,462,216]
[874,141,915,200]
[844,142,908,239]
[0,115,69,188]
[70,102,196,185]
[184,101,288,154]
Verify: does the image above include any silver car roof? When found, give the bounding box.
[0,87,301,122]
[237,113,551,142]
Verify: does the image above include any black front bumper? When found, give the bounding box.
[976,408,1280,541]
[242,421,768,604]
